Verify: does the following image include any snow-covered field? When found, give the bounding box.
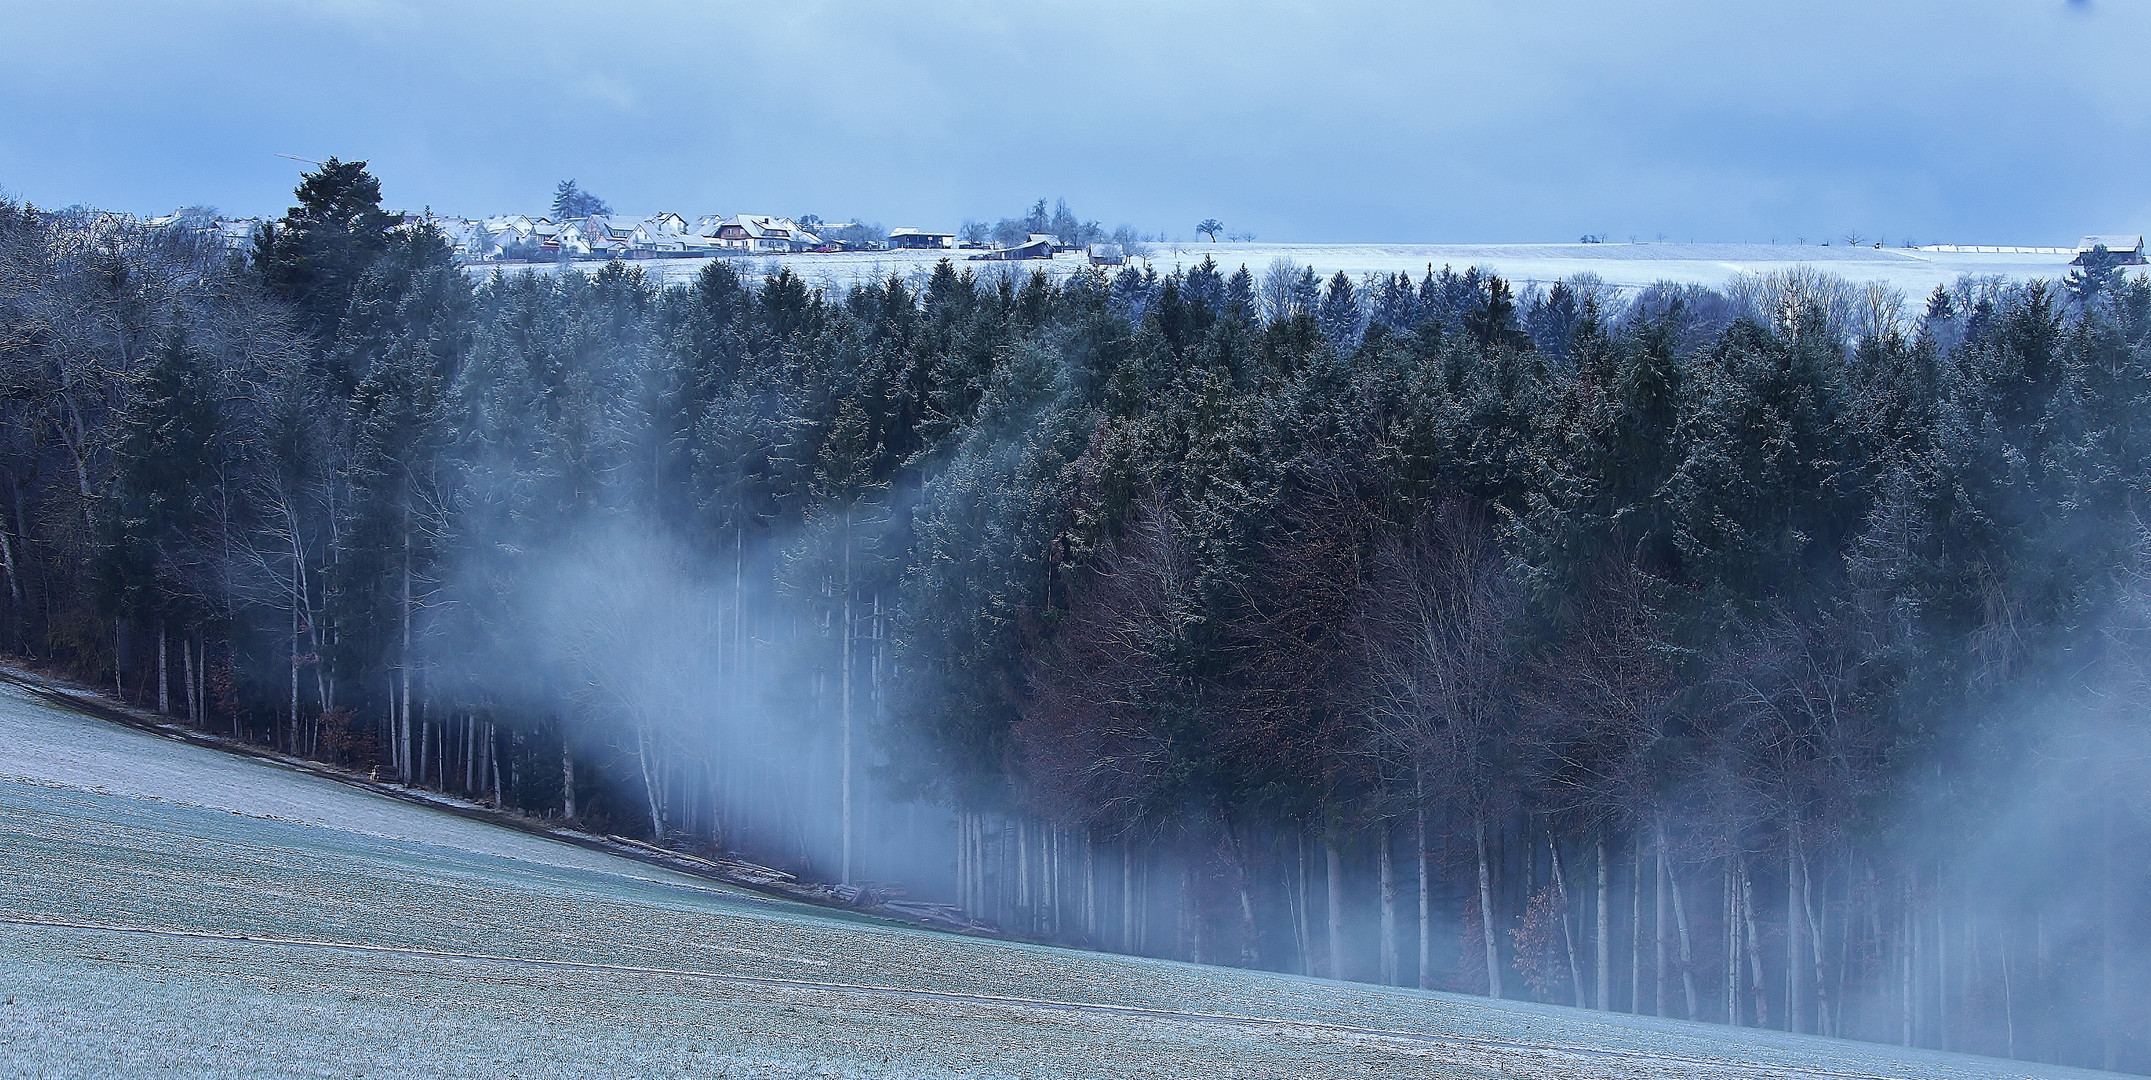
[474,241,2117,300]
[0,677,2121,1079]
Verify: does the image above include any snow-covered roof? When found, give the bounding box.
[716,215,822,245]
[889,227,954,239]
[2078,234,2144,253]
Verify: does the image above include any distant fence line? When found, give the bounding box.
[1916,245,2074,255]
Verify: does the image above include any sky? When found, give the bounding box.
[0,1,2144,245]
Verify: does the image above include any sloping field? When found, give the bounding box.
[476,241,2100,300]
[0,677,2118,1079]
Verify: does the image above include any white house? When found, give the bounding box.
[713,215,823,253]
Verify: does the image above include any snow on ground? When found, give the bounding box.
[0,679,2122,1079]
[472,241,2119,301]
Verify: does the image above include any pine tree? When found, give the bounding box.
[1317,271,1362,351]
[550,179,612,221]
[94,327,223,662]
[254,158,393,348]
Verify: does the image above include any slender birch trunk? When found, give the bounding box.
[1726,860,1741,1024]
[560,731,576,820]
[1597,833,1612,1011]
[1548,831,1585,1007]
[1379,825,1399,985]
[0,504,20,653]
[839,507,854,884]
[1475,812,1501,999]
[158,623,168,714]
[1663,825,1698,1019]
[1084,828,1097,942]
[1417,801,1434,990]
[1789,821,1806,1032]
[1292,830,1311,976]
[398,514,413,784]
[1739,856,1768,1028]
[1631,836,1644,1012]
[182,633,197,726]
[1655,828,1668,1017]
[289,531,302,751]
[487,723,503,809]
[1325,833,1346,980]
[1122,835,1137,954]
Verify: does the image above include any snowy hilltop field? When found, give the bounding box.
[472,240,2103,300]
[0,675,2121,1080]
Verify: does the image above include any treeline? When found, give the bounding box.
[4,162,2151,1071]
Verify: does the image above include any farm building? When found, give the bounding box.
[1087,243,1126,266]
[888,227,955,250]
[2076,235,2146,265]
[972,236,1054,261]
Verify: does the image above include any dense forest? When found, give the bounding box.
[4,161,2151,1071]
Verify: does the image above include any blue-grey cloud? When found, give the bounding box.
[0,0,2141,243]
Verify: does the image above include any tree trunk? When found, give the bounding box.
[1726,859,1741,1025]
[1655,828,1668,1017]
[1417,802,1434,990]
[2102,790,2119,1071]
[1935,862,1949,1051]
[1631,835,1644,1012]
[1547,831,1585,1007]
[1663,825,1698,1019]
[1799,844,1830,1036]
[399,515,413,784]
[1218,819,1259,967]
[560,733,576,820]
[1738,855,1768,1028]
[289,535,301,753]
[182,633,197,726]
[1084,828,1097,943]
[1122,835,1137,954]
[486,723,501,809]
[839,508,854,885]
[1475,812,1501,999]
[1016,818,1032,933]
[1597,833,1612,1011]
[1180,861,1200,963]
[0,501,20,654]
[1292,829,1311,976]
[157,624,168,715]
[1325,833,1346,980]
[1379,824,1399,985]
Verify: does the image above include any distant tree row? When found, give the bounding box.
[5,161,2151,1072]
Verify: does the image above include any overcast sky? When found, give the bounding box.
[1,1,2143,244]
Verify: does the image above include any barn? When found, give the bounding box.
[971,236,1054,261]
[888,227,955,250]
[2075,235,2146,265]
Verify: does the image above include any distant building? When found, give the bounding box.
[714,215,823,253]
[630,212,694,256]
[972,236,1054,261]
[2076,235,2147,265]
[579,215,640,258]
[1087,243,1125,266]
[888,227,954,250]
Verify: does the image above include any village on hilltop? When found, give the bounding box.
[145,206,1134,268]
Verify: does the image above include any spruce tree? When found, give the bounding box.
[254,158,393,348]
